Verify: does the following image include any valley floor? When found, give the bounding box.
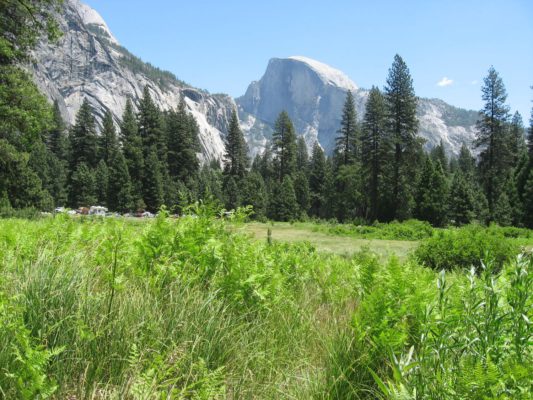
[236,222,418,259]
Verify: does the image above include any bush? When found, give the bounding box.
[415,224,518,271]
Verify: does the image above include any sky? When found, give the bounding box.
[84,0,533,120]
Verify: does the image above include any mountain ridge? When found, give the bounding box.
[237,56,478,157]
[30,0,478,162]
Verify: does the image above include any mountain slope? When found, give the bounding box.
[237,57,478,157]
[30,0,234,162]
[31,1,478,162]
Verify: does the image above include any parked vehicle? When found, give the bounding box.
[89,206,108,216]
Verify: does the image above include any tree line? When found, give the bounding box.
[222,56,533,228]
[1,0,533,227]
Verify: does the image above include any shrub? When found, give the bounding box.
[415,224,518,271]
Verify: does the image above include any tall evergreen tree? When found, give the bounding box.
[449,171,476,225]
[272,111,297,181]
[503,172,522,226]
[308,143,327,218]
[29,140,67,207]
[475,66,511,218]
[107,150,133,213]
[457,143,476,178]
[430,139,448,172]
[296,136,309,174]
[197,164,224,206]
[94,160,109,205]
[166,99,200,183]
[384,54,419,219]
[223,109,249,179]
[335,90,359,166]
[256,146,275,184]
[493,192,513,227]
[98,110,119,164]
[508,111,527,164]
[69,162,96,207]
[69,99,99,169]
[334,163,362,222]
[142,147,164,212]
[522,169,533,228]
[0,139,49,209]
[223,175,240,211]
[415,158,448,227]
[241,171,267,219]
[48,100,68,161]
[361,86,388,220]
[138,86,166,162]
[120,99,144,207]
[269,177,298,221]
[293,171,310,217]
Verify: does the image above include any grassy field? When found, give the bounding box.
[237,222,418,259]
[0,211,531,399]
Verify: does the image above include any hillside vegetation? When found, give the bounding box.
[0,209,531,399]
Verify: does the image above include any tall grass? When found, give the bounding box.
[0,209,531,399]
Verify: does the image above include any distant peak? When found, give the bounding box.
[73,0,119,45]
[287,56,357,91]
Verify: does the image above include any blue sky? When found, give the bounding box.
[84,0,532,120]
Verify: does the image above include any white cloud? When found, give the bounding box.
[471,80,478,85]
[437,77,453,87]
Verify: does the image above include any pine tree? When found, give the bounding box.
[48,100,68,161]
[449,171,476,225]
[107,150,133,213]
[384,55,419,219]
[142,147,164,212]
[475,66,511,218]
[522,169,533,228]
[415,158,448,227]
[69,162,96,207]
[493,192,512,227]
[504,172,522,226]
[272,111,297,181]
[457,143,476,178]
[29,139,67,207]
[197,164,224,206]
[430,139,448,172]
[269,177,298,221]
[508,111,527,165]
[98,110,119,164]
[361,86,388,220]
[256,145,275,183]
[223,109,249,179]
[94,160,109,205]
[335,90,359,166]
[515,152,530,202]
[241,171,267,219]
[334,163,362,222]
[308,142,327,218]
[223,175,240,211]
[120,99,144,206]
[69,99,99,169]
[166,99,200,182]
[138,86,166,162]
[296,136,309,174]
[293,171,310,217]
[0,139,48,209]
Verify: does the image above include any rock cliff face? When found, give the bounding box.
[237,56,478,157]
[30,0,234,162]
[31,0,478,162]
